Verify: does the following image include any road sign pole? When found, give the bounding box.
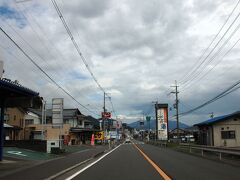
[0,99,5,161]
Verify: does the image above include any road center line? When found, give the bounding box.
[133,143,171,180]
[65,144,122,180]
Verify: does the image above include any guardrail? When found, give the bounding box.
[178,143,240,160]
[145,140,167,147]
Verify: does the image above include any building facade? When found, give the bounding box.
[195,111,240,147]
[4,107,100,145]
[4,108,25,140]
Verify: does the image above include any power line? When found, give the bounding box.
[51,0,105,93]
[8,1,107,113]
[179,1,240,86]
[0,26,99,116]
[181,21,240,90]
[178,79,240,117]
[1,16,101,114]
[51,0,117,115]
[182,35,240,92]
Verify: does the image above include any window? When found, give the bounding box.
[14,115,16,121]
[79,120,82,126]
[221,131,235,139]
[25,119,34,125]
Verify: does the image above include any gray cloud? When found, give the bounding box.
[0,0,239,124]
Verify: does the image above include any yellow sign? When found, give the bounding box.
[95,131,104,140]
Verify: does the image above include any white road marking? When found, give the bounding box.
[65,144,122,180]
[45,158,93,180]
[7,151,27,156]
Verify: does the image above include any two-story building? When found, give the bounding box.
[4,107,100,145]
[26,108,99,145]
[4,108,26,140]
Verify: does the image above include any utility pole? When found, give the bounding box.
[171,80,179,140]
[152,101,158,141]
[103,92,106,143]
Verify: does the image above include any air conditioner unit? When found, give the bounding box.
[0,61,3,78]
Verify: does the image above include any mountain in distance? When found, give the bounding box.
[128,120,189,130]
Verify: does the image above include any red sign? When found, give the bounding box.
[101,112,111,119]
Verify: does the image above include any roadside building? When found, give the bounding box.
[3,106,100,145]
[26,108,99,145]
[3,123,14,140]
[194,111,240,147]
[0,78,42,160]
[24,111,41,139]
[4,108,26,140]
[169,128,187,139]
[69,115,100,145]
[168,128,196,142]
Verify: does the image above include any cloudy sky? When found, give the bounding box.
[0,0,240,125]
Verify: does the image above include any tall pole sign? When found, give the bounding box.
[155,104,168,140]
[52,98,63,128]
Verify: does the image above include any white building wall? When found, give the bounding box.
[24,112,40,124]
[213,118,240,147]
[66,119,85,128]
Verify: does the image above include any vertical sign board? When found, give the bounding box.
[52,98,63,128]
[155,104,168,140]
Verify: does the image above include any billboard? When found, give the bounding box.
[95,131,104,140]
[102,112,111,119]
[52,98,64,128]
[155,104,168,140]
[116,121,122,129]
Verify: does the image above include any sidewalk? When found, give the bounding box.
[0,145,108,180]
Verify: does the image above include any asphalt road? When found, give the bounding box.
[138,143,240,180]
[71,143,163,180]
[0,146,107,180]
[2,142,240,180]
[65,142,240,180]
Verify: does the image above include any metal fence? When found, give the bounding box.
[178,143,240,160]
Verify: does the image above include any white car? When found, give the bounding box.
[125,137,131,143]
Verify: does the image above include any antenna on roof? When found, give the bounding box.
[209,112,214,119]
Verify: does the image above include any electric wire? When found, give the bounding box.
[51,0,105,93]
[179,0,240,83]
[8,2,103,113]
[179,1,240,86]
[0,26,99,116]
[51,0,117,116]
[178,79,240,117]
[183,36,240,92]
[181,21,240,90]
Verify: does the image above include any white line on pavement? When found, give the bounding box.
[44,158,93,180]
[65,144,122,180]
